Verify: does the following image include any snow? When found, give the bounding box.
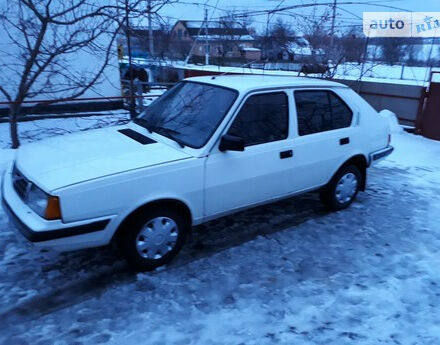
[0,110,130,150]
[367,43,440,64]
[333,62,431,86]
[184,21,243,30]
[380,110,404,134]
[0,115,440,344]
[286,41,313,56]
[127,57,434,86]
[193,34,255,41]
[171,61,432,86]
[186,75,344,94]
[241,47,261,52]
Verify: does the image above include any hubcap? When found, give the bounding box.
[136,217,179,260]
[335,172,358,204]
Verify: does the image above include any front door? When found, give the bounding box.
[204,91,294,218]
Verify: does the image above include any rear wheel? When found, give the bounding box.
[118,208,188,271]
[320,165,361,211]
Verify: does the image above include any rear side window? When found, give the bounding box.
[294,90,353,136]
[228,92,288,146]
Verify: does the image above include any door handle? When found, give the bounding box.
[339,137,350,145]
[280,150,293,159]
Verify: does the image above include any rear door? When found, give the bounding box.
[290,88,357,191]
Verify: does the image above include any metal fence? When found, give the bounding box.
[333,78,425,127]
[0,82,172,123]
[0,78,429,130]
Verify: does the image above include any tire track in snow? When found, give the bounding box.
[0,193,325,329]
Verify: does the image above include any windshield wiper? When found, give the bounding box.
[154,127,185,148]
[133,118,154,133]
[133,118,185,148]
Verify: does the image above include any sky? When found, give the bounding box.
[155,0,440,34]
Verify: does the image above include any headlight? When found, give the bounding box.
[27,184,47,216]
[27,184,61,220]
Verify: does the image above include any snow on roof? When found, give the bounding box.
[241,47,261,51]
[285,42,313,56]
[431,68,440,82]
[184,20,204,29]
[179,20,251,38]
[192,34,255,41]
[185,75,346,93]
[183,20,242,29]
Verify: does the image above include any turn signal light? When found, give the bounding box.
[45,196,62,220]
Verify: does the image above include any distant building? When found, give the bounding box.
[261,36,322,62]
[170,20,260,61]
[118,25,170,58]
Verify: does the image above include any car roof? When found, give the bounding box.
[185,75,348,93]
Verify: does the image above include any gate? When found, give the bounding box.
[419,71,440,141]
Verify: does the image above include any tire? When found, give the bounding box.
[320,165,362,211]
[118,207,188,271]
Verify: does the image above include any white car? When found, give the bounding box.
[2,76,393,270]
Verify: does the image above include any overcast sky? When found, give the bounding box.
[156,0,440,34]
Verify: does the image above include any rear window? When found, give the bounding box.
[294,90,353,136]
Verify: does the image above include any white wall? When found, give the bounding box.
[0,1,121,106]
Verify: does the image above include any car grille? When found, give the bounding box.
[12,165,31,200]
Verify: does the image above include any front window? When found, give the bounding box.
[227,92,289,147]
[135,81,237,148]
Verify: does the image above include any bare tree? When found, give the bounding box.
[405,39,421,66]
[216,13,247,65]
[300,7,332,57]
[338,28,365,64]
[0,0,175,148]
[0,0,127,148]
[380,37,404,65]
[271,18,295,49]
[257,18,296,61]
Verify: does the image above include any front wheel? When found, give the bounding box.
[118,208,188,271]
[320,165,361,211]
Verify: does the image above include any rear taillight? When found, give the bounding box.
[387,134,391,146]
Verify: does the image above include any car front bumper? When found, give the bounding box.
[1,165,114,251]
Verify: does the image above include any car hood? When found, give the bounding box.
[15,126,192,191]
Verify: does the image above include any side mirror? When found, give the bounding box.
[219,134,245,152]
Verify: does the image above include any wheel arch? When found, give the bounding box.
[330,154,368,191]
[112,198,193,243]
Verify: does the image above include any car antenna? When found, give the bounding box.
[211,59,259,80]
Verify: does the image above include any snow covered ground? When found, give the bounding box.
[124,57,435,87]
[0,115,439,344]
[333,63,432,87]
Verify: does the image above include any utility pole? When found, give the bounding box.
[125,0,136,119]
[329,0,337,50]
[265,12,270,59]
[204,8,209,65]
[147,0,154,58]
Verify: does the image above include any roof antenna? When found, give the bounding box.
[211,59,259,80]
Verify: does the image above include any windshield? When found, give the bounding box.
[135,81,238,148]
